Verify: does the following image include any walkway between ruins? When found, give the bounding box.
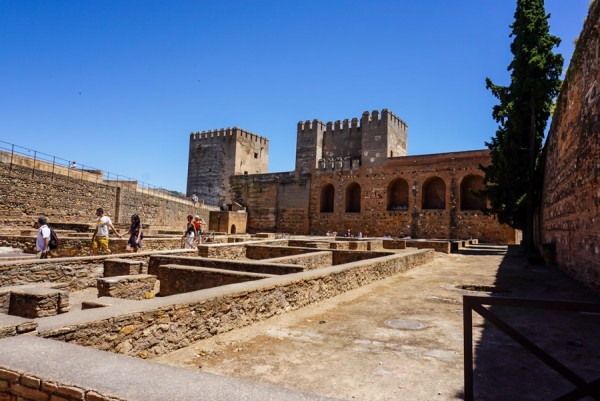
[156,245,600,401]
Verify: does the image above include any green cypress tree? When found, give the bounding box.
[482,0,563,249]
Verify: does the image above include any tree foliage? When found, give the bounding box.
[482,0,563,234]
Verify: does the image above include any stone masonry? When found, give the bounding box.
[192,109,517,243]
[541,0,600,291]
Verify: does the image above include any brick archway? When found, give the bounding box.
[422,177,446,209]
[460,175,486,210]
[345,182,361,213]
[387,178,409,211]
[320,184,335,213]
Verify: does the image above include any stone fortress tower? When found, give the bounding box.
[186,128,268,206]
[295,109,408,175]
[187,108,516,243]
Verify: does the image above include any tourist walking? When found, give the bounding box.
[191,194,199,206]
[182,214,197,249]
[91,208,121,254]
[34,216,51,259]
[193,215,206,242]
[123,214,143,253]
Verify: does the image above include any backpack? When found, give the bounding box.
[48,227,59,250]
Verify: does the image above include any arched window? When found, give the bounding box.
[320,184,335,213]
[460,175,486,210]
[422,177,446,209]
[387,178,409,211]
[230,224,237,234]
[345,182,361,213]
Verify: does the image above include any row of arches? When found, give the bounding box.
[320,175,486,213]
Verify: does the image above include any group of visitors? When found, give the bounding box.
[34,207,207,258]
[90,208,144,255]
[182,214,206,249]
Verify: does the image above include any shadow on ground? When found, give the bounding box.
[458,245,600,400]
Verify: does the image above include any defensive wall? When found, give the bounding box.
[541,0,600,290]
[231,147,516,243]
[0,155,211,233]
[187,128,268,206]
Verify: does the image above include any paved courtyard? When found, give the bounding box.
[156,244,600,401]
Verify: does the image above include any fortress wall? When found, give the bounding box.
[0,161,203,231]
[309,150,515,242]
[541,0,600,290]
[231,172,309,234]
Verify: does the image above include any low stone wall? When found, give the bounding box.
[9,288,70,318]
[331,250,395,265]
[158,265,273,296]
[196,239,288,259]
[245,245,316,260]
[0,235,187,257]
[148,255,303,276]
[261,251,333,270]
[97,274,157,300]
[405,240,452,254]
[104,259,147,277]
[0,250,196,290]
[381,239,407,250]
[36,249,434,358]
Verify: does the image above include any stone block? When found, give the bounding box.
[158,264,272,296]
[8,288,69,319]
[97,274,157,300]
[103,259,147,277]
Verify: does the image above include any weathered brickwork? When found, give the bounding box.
[103,259,147,277]
[261,251,333,270]
[97,274,156,300]
[541,0,600,290]
[8,288,70,318]
[0,366,125,401]
[158,264,272,296]
[148,255,303,276]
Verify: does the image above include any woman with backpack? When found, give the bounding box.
[123,214,143,253]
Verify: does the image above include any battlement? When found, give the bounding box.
[190,128,269,145]
[318,157,361,172]
[297,109,407,135]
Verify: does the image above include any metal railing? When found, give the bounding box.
[464,295,600,401]
[0,140,218,210]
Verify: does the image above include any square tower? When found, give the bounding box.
[187,128,268,206]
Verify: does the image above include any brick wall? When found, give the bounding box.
[541,0,600,291]
[0,366,125,401]
[231,149,515,243]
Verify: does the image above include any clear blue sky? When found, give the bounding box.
[0,1,590,194]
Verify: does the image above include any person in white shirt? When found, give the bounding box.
[34,216,51,259]
[91,208,121,254]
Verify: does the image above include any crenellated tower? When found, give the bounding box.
[187,128,268,206]
[297,109,408,173]
[295,119,325,175]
